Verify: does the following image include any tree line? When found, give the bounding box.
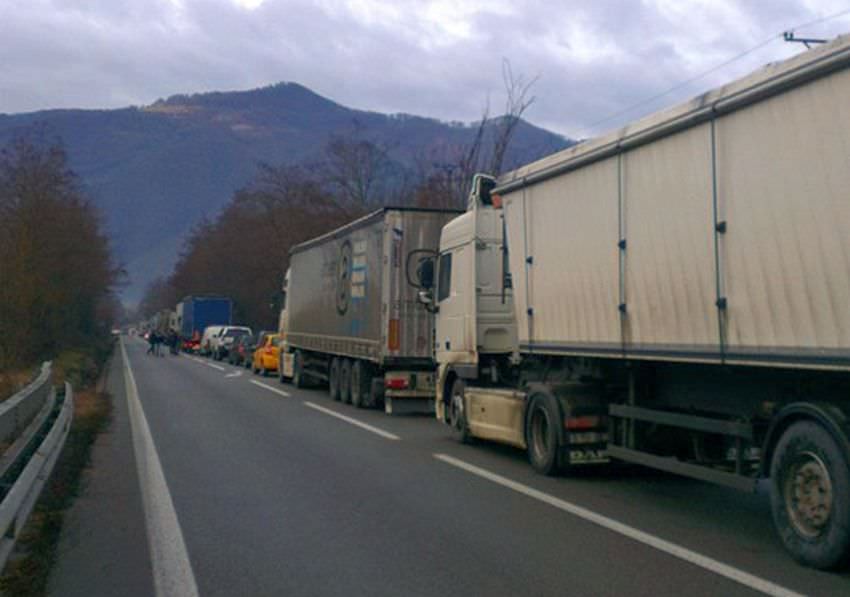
[137,66,539,329]
[0,136,119,370]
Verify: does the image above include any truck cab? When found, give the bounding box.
[420,174,517,423]
[278,268,294,382]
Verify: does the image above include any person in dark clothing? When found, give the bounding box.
[167,330,179,355]
[147,331,156,355]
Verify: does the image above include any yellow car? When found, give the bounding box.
[252,333,280,376]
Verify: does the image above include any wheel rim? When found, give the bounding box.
[783,450,833,538]
[531,407,551,462]
[450,391,464,432]
[351,364,360,404]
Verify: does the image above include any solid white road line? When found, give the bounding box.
[303,401,401,441]
[433,453,803,597]
[120,339,200,597]
[225,370,243,378]
[249,380,290,397]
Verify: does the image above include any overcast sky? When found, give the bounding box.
[2,0,850,138]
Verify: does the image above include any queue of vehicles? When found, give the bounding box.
[143,36,850,570]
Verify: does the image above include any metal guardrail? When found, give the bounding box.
[0,365,74,569]
[0,362,52,448]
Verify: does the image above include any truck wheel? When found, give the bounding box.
[770,420,850,569]
[448,380,472,443]
[350,361,370,409]
[293,351,307,389]
[329,358,341,401]
[339,359,352,404]
[525,393,562,476]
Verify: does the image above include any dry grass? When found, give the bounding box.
[0,349,113,597]
[0,369,37,403]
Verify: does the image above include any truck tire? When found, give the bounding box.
[339,359,352,404]
[350,361,370,408]
[329,358,341,401]
[770,420,850,569]
[293,351,307,389]
[525,393,562,476]
[448,380,472,443]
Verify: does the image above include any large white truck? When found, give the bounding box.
[412,36,850,568]
[279,207,460,413]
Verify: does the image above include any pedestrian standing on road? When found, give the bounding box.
[156,332,165,357]
[147,332,156,355]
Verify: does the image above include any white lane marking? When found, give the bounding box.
[433,453,803,597]
[120,339,200,597]
[249,380,290,397]
[303,401,400,441]
[225,370,243,378]
[187,356,225,371]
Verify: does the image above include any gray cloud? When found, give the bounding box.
[2,0,849,137]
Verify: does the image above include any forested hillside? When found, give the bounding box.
[0,82,571,301]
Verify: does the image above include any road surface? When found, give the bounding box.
[50,337,850,596]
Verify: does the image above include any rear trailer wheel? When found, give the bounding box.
[448,380,472,443]
[350,361,370,408]
[339,359,352,404]
[525,394,562,476]
[770,420,850,569]
[293,351,307,389]
[329,358,341,401]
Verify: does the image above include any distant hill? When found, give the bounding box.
[0,83,571,302]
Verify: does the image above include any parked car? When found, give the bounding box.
[251,332,280,376]
[200,325,225,356]
[213,326,252,361]
[227,334,254,366]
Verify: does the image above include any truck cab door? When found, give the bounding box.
[435,245,475,364]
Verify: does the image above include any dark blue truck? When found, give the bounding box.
[179,296,233,351]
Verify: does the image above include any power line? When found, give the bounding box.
[576,6,850,137]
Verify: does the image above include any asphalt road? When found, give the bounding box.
[67,337,850,596]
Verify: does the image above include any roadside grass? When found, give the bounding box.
[0,369,37,404]
[0,342,113,597]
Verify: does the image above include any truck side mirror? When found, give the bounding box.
[406,249,436,289]
[417,258,434,290]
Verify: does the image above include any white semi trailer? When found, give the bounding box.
[413,36,850,568]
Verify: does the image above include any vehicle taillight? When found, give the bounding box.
[565,415,602,430]
[385,377,409,390]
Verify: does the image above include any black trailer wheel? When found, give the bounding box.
[339,359,352,404]
[329,358,341,400]
[350,361,371,409]
[770,420,850,569]
[525,393,562,476]
[448,379,472,443]
[293,350,307,389]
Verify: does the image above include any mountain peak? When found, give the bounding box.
[147,81,341,113]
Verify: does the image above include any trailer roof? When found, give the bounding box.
[289,206,463,255]
[496,33,850,194]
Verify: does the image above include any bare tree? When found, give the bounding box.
[323,124,391,206]
[489,59,538,176]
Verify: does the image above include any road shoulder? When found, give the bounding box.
[47,346,154,597]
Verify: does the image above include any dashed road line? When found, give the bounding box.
[303,401,401,441]
[433,453,803,597]
[249,380,290,397]
[120,339,200,597]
